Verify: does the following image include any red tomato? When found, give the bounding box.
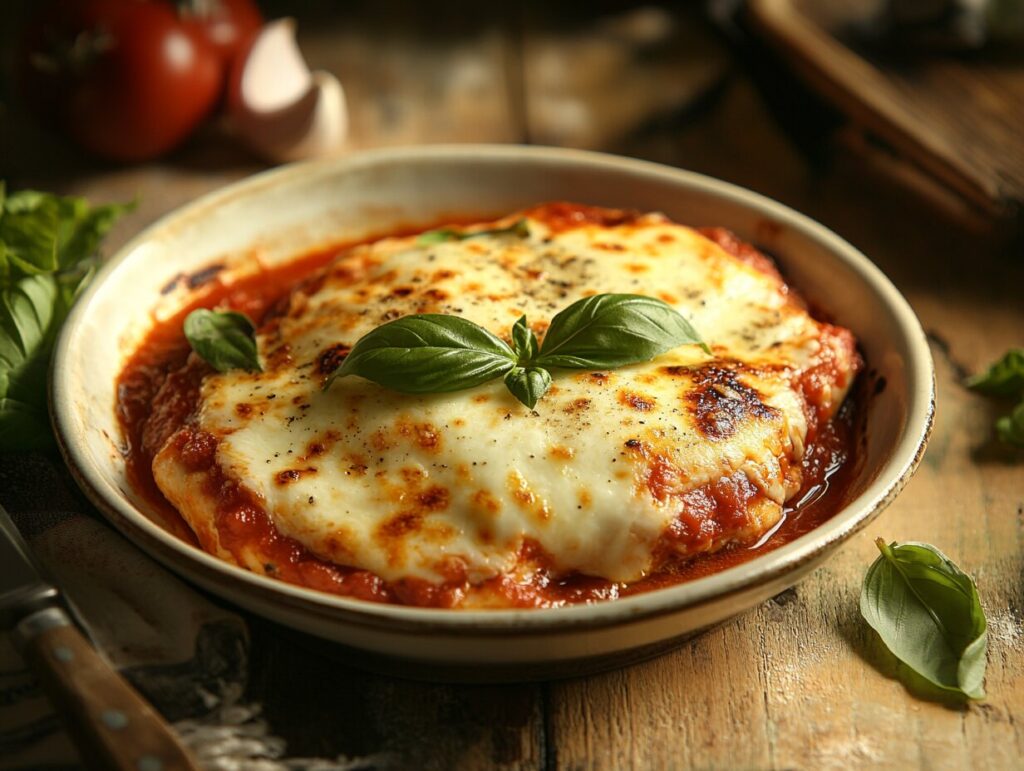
[19,0,222,162]
[177,0,263,70]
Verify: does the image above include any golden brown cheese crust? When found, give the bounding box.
[149,203,860,608]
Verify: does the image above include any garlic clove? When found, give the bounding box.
[228,18,348,163]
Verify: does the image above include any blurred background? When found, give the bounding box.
[2,0,1022,248]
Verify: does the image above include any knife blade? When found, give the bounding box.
[0,502,200,771]
[0,501,59,626]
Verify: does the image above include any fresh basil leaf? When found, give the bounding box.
[416,218,529,246]
[535,293,709,369]
[511,315,538,363]
[966,349,1024,398]
[504,366,551,410]
[861,539,987,699]
[0,188,129,452]
[327,314,516,393]
[995,401,1024,447]
[0,274,63,451]
[55,197,134,270]
[0,193,60,276]
[0,189,132,281]
[184,309,262,373]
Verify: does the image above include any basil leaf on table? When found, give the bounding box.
[416,218,530,246]
[504,366,552,410]
[966,349,1024,397]
[184,309,262,373]
[966,349,1024,448]
[535,293,710,369]
[860,539,987,700]
[995,401,1024,447]
[0,187,131,452]
[327,314,516,393]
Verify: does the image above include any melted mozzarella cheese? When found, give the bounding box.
[155,209,857,587]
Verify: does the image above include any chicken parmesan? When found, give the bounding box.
[118,203,861,608]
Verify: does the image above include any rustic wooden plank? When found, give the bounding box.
[748,0,1024,224]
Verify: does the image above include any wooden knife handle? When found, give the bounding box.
[14,606,200,771]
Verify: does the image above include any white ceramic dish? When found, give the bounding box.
[52,145,933,680]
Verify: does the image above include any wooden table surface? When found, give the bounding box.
[2,3,1022,769]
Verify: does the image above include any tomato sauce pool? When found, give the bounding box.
[116,225,864,609]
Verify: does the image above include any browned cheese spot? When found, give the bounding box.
[472,489,503,515]
[676,365,779,440]
[417,486,450,511]
[506,471,551,522]
[275,467,318,485]
[316,343,351,377]
[423,288,449,302]
[618,390,656,412]
[265,343,293,370]
[396,419,442,452]
[564,397,592,415]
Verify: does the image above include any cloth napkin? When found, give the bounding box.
[0,453,382,770]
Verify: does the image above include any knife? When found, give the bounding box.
[0,502,200,771]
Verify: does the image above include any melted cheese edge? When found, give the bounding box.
[159,213,856,586]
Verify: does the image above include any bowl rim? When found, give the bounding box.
[51,143,935,634]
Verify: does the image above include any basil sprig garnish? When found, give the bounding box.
[967,349,1024,447]
[416,218,529,246]
[184,309,262,373]
[325,293,708,409]
[861,539,987,700]
[326,314,515,393]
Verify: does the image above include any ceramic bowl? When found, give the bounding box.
[52,145,934,680]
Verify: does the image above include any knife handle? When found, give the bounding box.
[14,606,200,771]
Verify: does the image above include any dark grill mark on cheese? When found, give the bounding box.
[665,364,779,440]
[316,343,351,376]
[275,467,318,485]
[418,486,450,511]
[423,288,449,302]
